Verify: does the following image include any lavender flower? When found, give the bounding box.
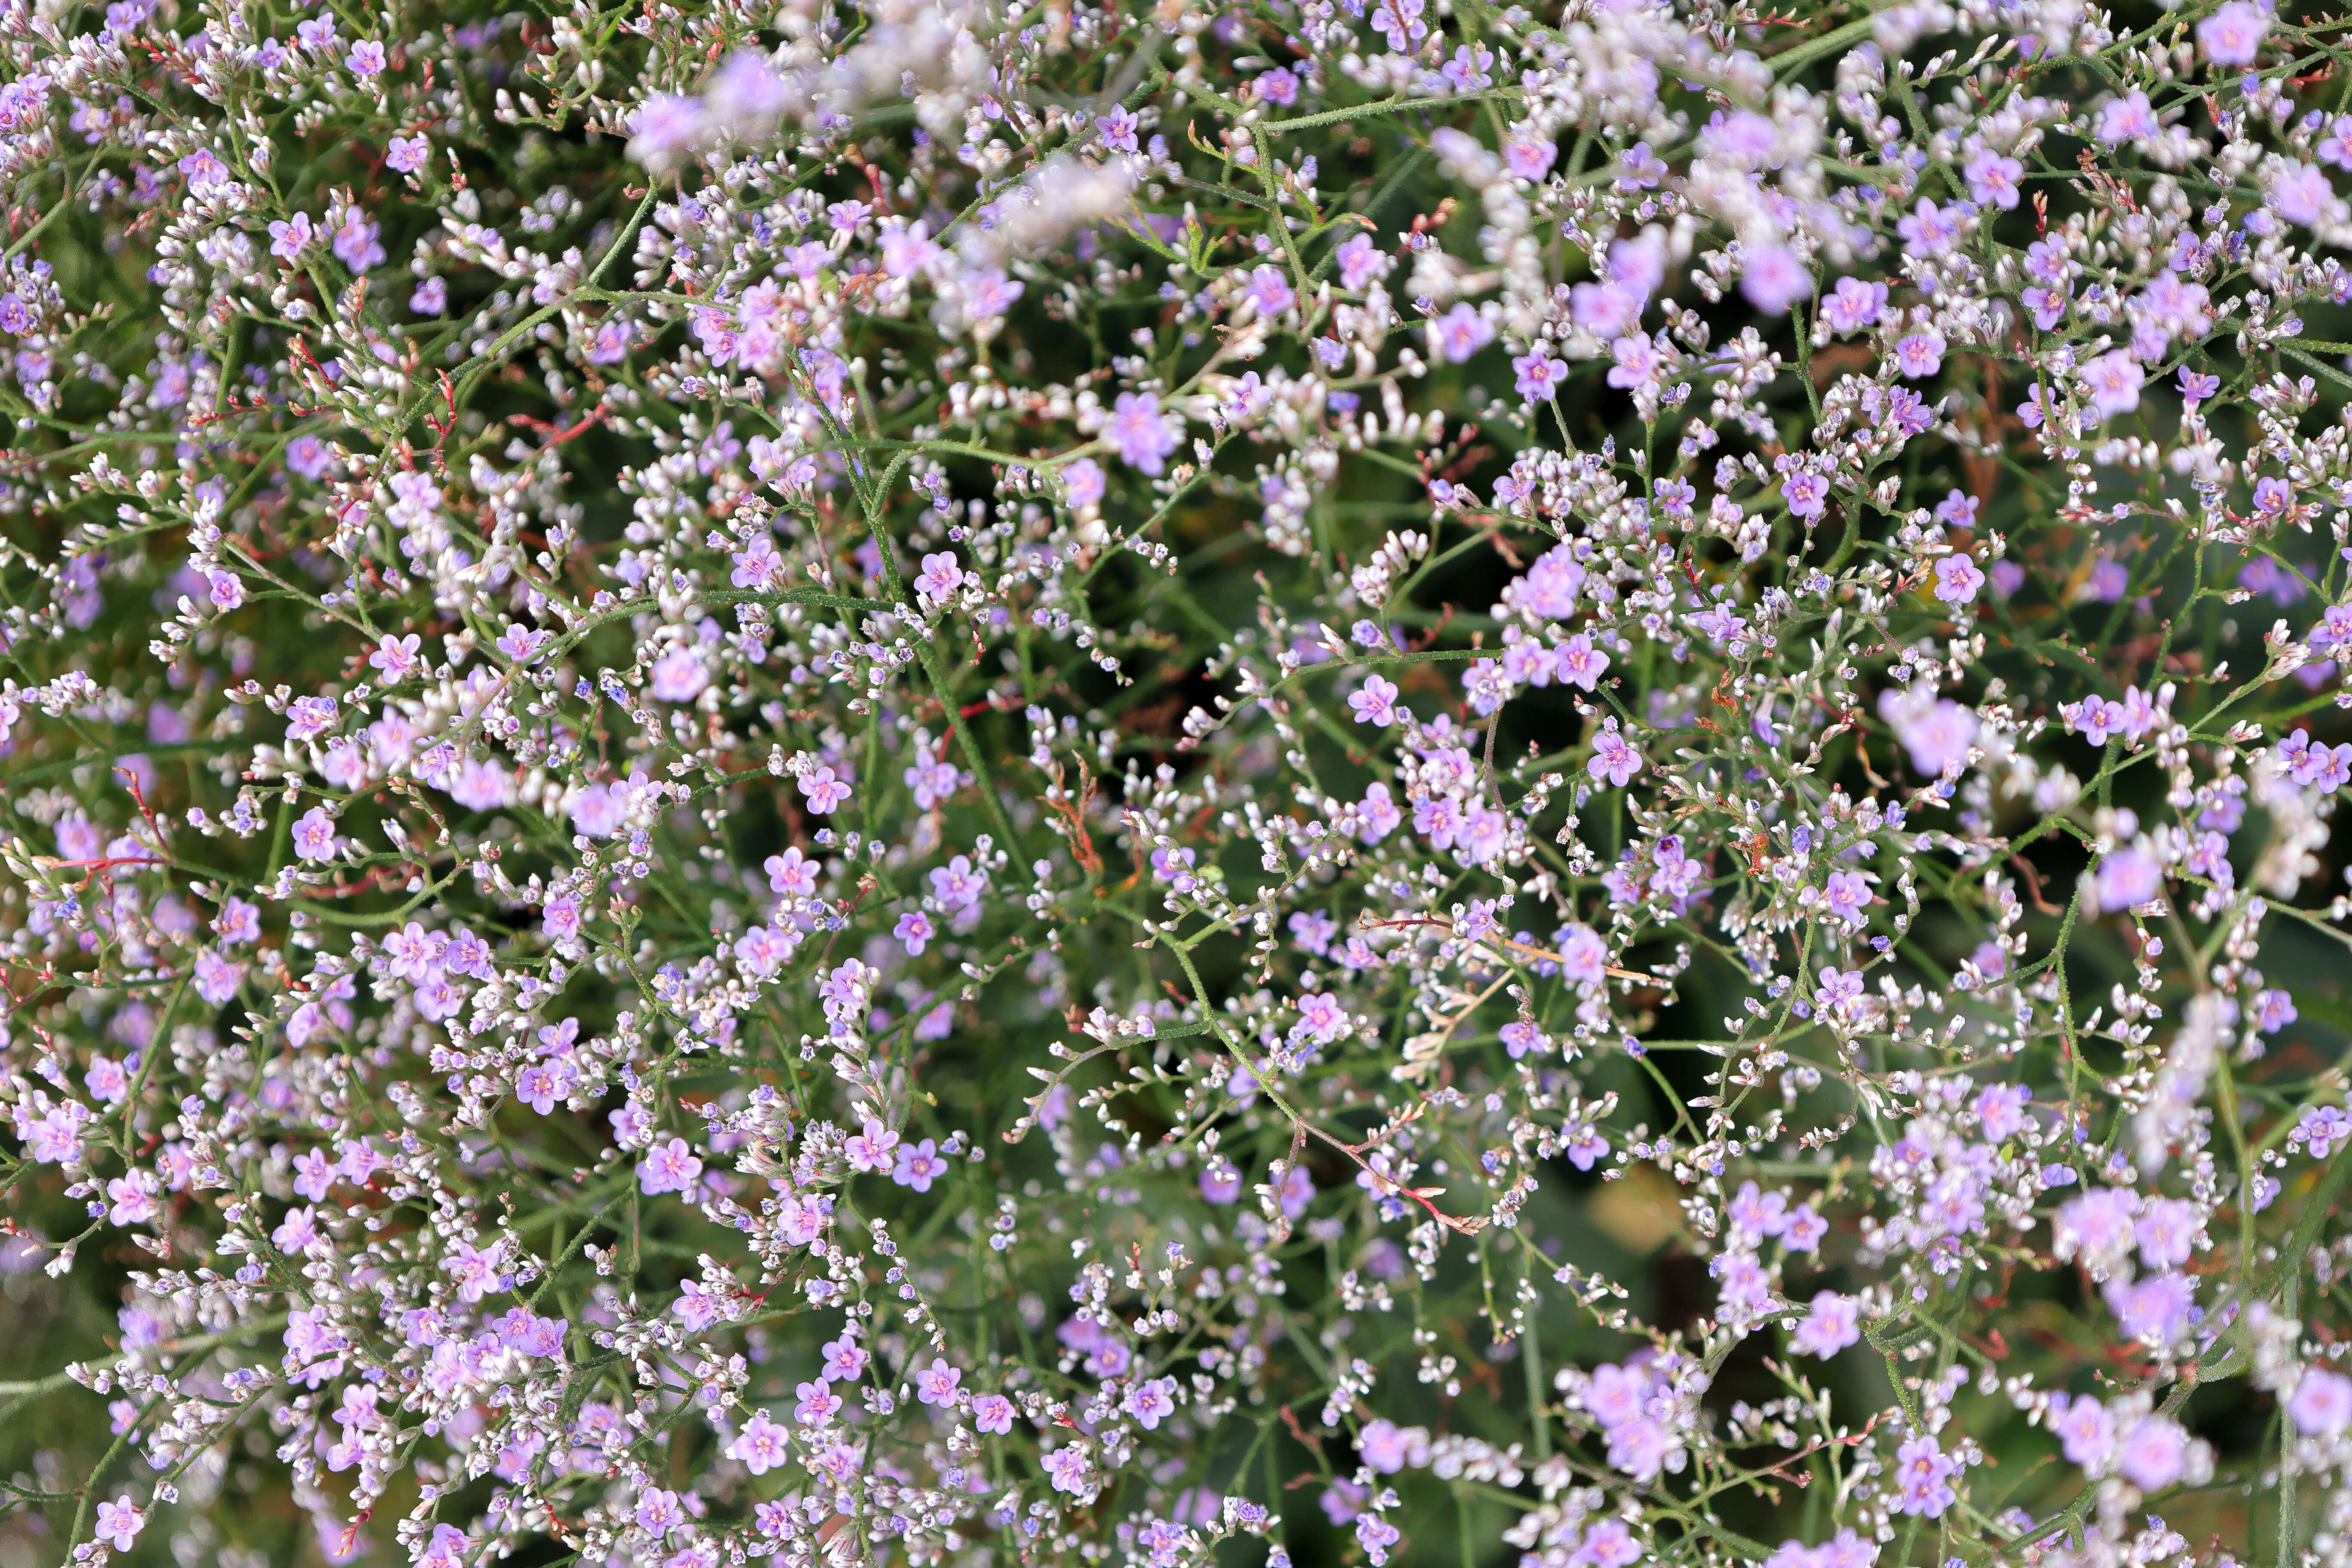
[3,7,2349,1567]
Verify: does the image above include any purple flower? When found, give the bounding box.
[2049,1393,2116,1470]
[568,781,631,838]
[1556,633,1609,689]
[1355,1515,1402,1565]
[94,1499,143,1552]
[268,211,315,261]
[894,911,934,955]
[1896,199,1969,257]
[1605,1414,1681,1480]
[728,1412,790,1474]
[821,1332,868,1381]
[1556,923,1607,984]
[291,807,340,862]
[1878,688,1977,775]
[799,764,850,814]
[637,1137,704,1195]
[1793,1292,1860,1357]
[364,633,421,683]
[1822,869,1870,926]
[1336,233,1393,291]
[2134,1197,2200,1269]
[892,1137,948,1191]
[378,133,430,175]
[1369,0,1427,50]
[1430,303,1494,363]
[1277,1162,1314,1218]
[1095,105,1138,153]
[2114,1414,2192,1491]
[1891,1435,1956,1516]
[1439,44,1493,92]
[2084,557,2129,602]
[515,1059,576,1115]
[1199,1160,1241,1203]
[649,646,707,702]
[2079,350,2145,420]
[1063,457,1106,507]
[2092,845,2160,913]
[1504,134,1556,180]
[628,93,707,166]
[1781,470,1830,520]
[417,1525,468,1568]
[2290,1367,2352,1436]
[1121,1376,1177,1429]
[793,1379,842,1425]
[1104,392,1181,474]
[1617,141,1666,188]
[1043,1444,1093,1494]
[1700,109,1778,167]
[1588,723,1644,787]
[1348,674,1400,727]
[2196,1,2269,65]
[2271,162,2335,227]
[1357,1417,1426,1473]
[915,550,965,603]
[2104,1271,2197,1347]
[914,1357,962,1405]
[2097,90,2158,144]
[1963,148,2023,208]
[1244,264,1294,317]
[1514,349,1569,402]
[846,1114,898,1175]
[1821,277,1885,333]
[2054,1186,2140,1273]
[1932,555,1985,606]
[1740,242,1810,314]
[1893,328,1945,378]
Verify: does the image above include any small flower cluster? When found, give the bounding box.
[3,0,2352,1565]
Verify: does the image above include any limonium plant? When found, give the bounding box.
[2,0,2352,1563]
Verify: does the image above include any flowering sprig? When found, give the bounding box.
[4,0,2352,1565]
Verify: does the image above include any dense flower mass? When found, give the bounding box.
[5,0,2352,1563]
